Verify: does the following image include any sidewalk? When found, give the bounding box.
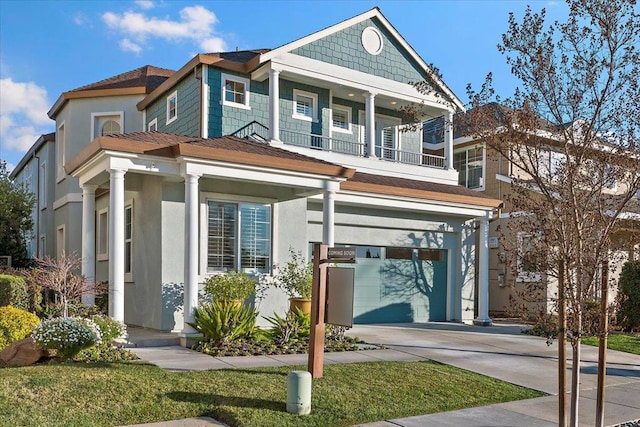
[126,324,640,427]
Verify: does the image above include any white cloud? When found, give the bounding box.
[135,0,154,9]
[0,78,52,155]
[102,5,227,53]
[119,38,142,54]
[73,13,88,26]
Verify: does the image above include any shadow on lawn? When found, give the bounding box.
[166,391,284,424]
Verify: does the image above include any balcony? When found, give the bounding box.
[232,121,446,170]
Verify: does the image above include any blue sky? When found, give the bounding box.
[0,0,568,170]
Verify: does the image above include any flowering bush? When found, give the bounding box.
[31,317,100,361]
[0,306,40,350]
[90,315,126,343]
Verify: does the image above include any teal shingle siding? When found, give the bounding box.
[292,17,427,85]
[145,75,200,136]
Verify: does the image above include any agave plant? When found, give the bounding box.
[263,307,310,345]
[188,300,258,345]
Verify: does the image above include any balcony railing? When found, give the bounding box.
[232,123,446,170]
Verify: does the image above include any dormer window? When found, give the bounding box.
[102,120,121,136]
[92,112,124,139]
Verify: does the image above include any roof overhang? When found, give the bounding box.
[48,87,148,119]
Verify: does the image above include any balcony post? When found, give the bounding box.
[108,168,126,323]
[81,184,97,306]
[444,111,454,170]
[322,184,336,246]
[182,173,201,334]
[269,68,281,144]
[365,92,376,158]
[474,211,492,326]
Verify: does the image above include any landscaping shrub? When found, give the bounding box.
[90,315,126,342]
[617,260,640,332]
[188,300,258,344]
[203,271,256,302]
[31,317,100,361]
[0,274,30,311]
[264,308,310,345]
[0,305,40,350]
[74,343,139,362]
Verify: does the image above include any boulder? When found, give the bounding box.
[0,337,47,368]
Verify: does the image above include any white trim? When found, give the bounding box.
[91,111,124,138]
[97,207,109,261]
[495,173,512,184]
[56,224,66,258]
[292,89,318,122]
[361,26,383,55]
[166,90,178,125]
[39,161,47,210]
[453,144,485,191]
[201,64,209,138]
[331,104,352,134]
[258,8,464,111]
[147,118,158,132]
[56,121,66,183]
[53,193,83,210]
[221,72,251,110]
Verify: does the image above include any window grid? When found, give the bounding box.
[225,80,245,104]
[454,146,484,189]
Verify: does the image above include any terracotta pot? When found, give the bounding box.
[218,299,243,309]
[289,298,311,315]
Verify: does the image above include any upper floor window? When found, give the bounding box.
[148,118,158,132]
[39,161,46,210]
[454,146,484,190]
[102,120,121,136]
[56,122,65,182]
[222,74,250,109]
[293,89,318,122]
[206,201,271,274]
[537,150,565,178]
[331,106,351,133]
[517,233,542,282]
[422,117,444,145]
[166,91,178,125]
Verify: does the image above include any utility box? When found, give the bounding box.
[286,371,311,415]
[325,267,355,327]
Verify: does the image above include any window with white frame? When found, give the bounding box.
[454,146,484,189]
[124,202,133,281]
[206,201,271,273]
[331,105,351,133]
[39,235,46,257]
[56,225,65,259]
[222,74,250,109]
[166,91,178,124]
[92,112,124,139]
[39,161,46,209]
[537,150,566,178]
[147,118,158,132]
[293,89,318,122]
[56,122,65,182]
[517,233,543,282]
[97,208,108,260]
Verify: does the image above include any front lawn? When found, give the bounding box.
[582,334,640,355]
[0,361,543,427]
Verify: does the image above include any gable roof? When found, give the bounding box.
[9,133,55,179]
[65,132,355,179]
[48,65,175,119]
[259,7,464,111]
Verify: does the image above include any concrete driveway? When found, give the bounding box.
[347,323,640,426]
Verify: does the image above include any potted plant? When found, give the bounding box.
[203,271,256,307]
[276,249,313,314]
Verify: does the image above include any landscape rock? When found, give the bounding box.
[0,337,47,368]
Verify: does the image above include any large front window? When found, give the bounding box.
[454,146,484,189]
[207,201,271,273]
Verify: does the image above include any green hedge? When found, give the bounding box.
[0,274,29,311]
[617,260,640,332]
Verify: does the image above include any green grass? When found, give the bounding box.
[0,360,543,427]
[582,334,640,355]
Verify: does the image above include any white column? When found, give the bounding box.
[475,211,492,326]
[365,92,376,158]
[81,185,97,306]
[182,173,200,334]
[269,68,281,143]
[322,188,335,246]
[108,168,126,323]
[444,111,454,170]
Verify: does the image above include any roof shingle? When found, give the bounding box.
[69,65,175,93]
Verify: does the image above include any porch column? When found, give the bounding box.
[182,173,200,333]
[269,68,281,143]
[81,184,97,306]
[108,168,126,323]
[474,211,492,326]
[444,111,454,170]
[365,92,376,158]
[322,186,336,246]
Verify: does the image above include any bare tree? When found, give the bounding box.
[28,252,103,318]
[461,1,640,425]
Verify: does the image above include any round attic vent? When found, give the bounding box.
[361,27,383,55]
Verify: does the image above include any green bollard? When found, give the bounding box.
[286,370,311,415]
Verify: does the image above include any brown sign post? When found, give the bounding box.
[308,244,356,378]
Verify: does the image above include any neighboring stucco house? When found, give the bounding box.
[15,8,503,334]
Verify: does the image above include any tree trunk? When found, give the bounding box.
[570,311,582,427]
[558,261,567,427]
[595,261,609,426]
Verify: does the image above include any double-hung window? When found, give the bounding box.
[293,89,317,122]
[166,91,178,124]
[331,106,351,133]
[454,146,484,189]
[207,201,271,273]
[124,203,133,281]
[222,74,250,109]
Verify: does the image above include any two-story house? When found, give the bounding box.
[16,8,503,334]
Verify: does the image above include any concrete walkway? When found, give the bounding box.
[127,323,640,427]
